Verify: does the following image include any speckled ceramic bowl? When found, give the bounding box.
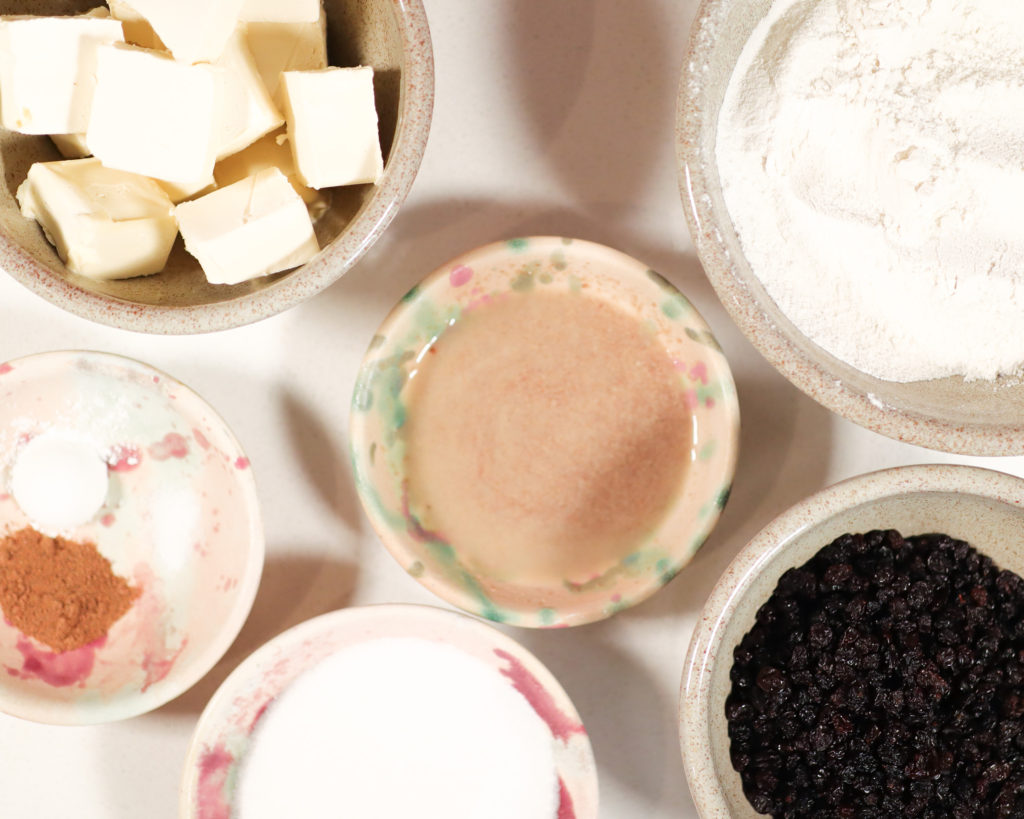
[0,351,263,724]
[180,604,598,819]
[0,0,433,333]
[678,0,1024,455]
[351,236,739,628]
[680,464,1024,817]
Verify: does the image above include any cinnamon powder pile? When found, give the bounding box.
[0,527,139,652]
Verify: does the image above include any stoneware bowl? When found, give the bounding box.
[0,0,433,333]
[678,0,1024,455]
[180,604,599,818]
[0,351,263,723]
[680,464,1024,817]
[350,236,739,628]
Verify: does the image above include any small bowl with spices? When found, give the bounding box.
[0,350,263,724]
[350,236,739,628]
[679,0,1024,454]
[681,464,1024,818]
[180,604,598,819]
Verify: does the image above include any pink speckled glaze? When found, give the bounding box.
[180,605,598,819]
[677,0,1024,455]
[680,465,1024,818]
[0,0,433,334]
[0,351,264,724]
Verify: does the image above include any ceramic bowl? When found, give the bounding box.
[680,464,1024,817]
[180,604,598,818]
[0,351,263,724]
[350,236,739,628]
[0,0,433,333]
[677,0,1024,455]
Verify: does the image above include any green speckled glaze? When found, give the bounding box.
[350,237,740,628]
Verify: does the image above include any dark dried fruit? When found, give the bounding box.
[726,530,1024,817]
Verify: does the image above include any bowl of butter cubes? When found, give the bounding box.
[0,0,433,333]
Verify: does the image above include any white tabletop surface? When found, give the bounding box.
[2,2,1023,817]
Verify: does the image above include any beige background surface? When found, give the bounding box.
[1,1,1022,816]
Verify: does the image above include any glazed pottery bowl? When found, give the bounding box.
[680,464,1024,817]
[0,0,433,333]
[0,351,263,724]
[350,236,739,628]
[678,0,1024,455]
[180,604,598,818]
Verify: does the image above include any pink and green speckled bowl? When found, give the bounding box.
[0,0,433,334]
[680,465,1024,818]
[0,351,263,724]
[350,237,739,628]
[180,604,599,819]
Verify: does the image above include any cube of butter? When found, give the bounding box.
[176,167,319,285]
[88,44,223,184]
[215,128,327,217]
[107,0,165,50]
[215,29,283,159]
[281,67,384,189]
[0,16,124,134]
[17,158,177,281]
[244,16,327,109]
[239,0,322,22]
[114,0,243,64]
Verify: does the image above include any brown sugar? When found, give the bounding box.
[0,527,139,653]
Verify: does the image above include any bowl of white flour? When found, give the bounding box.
[678,0,1024,455]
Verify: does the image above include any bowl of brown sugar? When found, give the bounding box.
[0,351,263,724]
[350,237,739,627]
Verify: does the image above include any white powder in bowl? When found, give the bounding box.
[716,0,1024,382]
[235,637,559,819]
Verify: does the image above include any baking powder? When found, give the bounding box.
[716,0,1024,382]
[235,637,559,819]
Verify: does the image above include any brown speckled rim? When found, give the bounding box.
[3,1,434,335]
[678,464,1024,818]
[676,1,1023,456]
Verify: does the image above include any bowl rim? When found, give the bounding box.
[676,0,1023,456]
[178,602,600,818]
[349,235,741,628]
[0,349,265,724]
[678,463,1024,817]
[1,0,435,335]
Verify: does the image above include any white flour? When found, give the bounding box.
[716,0,1024,382]
[235,637,559,819]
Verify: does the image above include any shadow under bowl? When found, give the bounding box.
[680,464,1024,817]
[677,0,1024,455]
[0,0,433,333]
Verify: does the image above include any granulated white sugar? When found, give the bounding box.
[235,636,559,819]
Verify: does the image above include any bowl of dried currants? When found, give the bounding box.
[680,464,1024,818]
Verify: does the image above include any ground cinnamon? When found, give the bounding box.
[0,527,139,653]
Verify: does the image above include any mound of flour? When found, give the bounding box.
[717,0,1024,382]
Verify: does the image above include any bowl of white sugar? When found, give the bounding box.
[180,604,599,819]
[0,0,432,333]
[678,0,1024,455]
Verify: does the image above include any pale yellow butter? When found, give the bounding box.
[88,44,224,184]
[114,0,243,64]
[17,158,177,281]
[281,67,383,189]
[245,16,327,108]
[176,167,319,285]
[215,28,284,159]
[0,16,124,135]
